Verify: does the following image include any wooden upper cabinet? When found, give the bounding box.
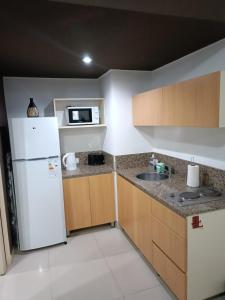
[89,173,115,226]
[133,71,225,127]
[133,88,162,126]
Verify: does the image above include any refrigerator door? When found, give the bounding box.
[13,157,66,250]
[9,117,60,160]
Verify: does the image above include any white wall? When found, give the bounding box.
[138,38,225,169]
[4,38,225,167]
[3,77,101,118]
[3,77,105,153]
[100,70,153,155]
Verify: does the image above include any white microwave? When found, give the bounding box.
[66,106,100,125]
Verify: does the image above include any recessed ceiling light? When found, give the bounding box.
[82,55,92,64]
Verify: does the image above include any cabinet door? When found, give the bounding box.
[133,88,162,126]
[195,72,219,127]
[63,177,91,231]
[117,176,135,240]
[89,173,115,226]
[162,79,196,126]
[133,186,152,263]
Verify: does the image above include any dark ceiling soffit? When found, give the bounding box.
[50,0,225,23]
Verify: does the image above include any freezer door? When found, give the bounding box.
[13,158,66,250]
[9,117,60,160]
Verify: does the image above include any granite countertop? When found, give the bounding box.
[117,167,225,218]
[62,164,114,179]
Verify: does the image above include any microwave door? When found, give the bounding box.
[68,108,92,125]
[79,109,92,123]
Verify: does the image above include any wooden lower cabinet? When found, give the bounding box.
[89,173,115,226]
[117,175,135,240]
[151,198,186,239]
[152,243,186,300]
[63,176,91,230]
[63,173,115,231]
[132,186,152,263]
[117,175,187,300]
[117,176,152,263]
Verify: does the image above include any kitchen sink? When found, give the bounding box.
[136,172,169,181]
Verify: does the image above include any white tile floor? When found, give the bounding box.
[0,227,225,300]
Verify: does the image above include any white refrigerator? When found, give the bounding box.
[9,117,66,251]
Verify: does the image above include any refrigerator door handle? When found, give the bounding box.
[14,156,59,162]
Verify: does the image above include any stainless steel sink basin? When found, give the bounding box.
[136,172,169,181]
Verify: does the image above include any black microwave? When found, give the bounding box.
[66,106,100,125]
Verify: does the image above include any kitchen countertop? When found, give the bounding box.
[117,167,225,218]
[62,164,114,179]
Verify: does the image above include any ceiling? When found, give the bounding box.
[1,0,225,78]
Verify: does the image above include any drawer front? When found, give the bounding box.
[151,199,186,239]
[152,243,186,300]
[152,216,186,272]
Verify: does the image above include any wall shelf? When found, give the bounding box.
[58,124,107,129]
[45,98,105,129]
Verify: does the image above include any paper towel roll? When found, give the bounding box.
[187,164,200,187]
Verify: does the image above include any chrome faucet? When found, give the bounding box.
[164,164,173,178]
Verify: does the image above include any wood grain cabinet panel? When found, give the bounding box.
[133,88,162,126]
[63,177,92,231]
[132,186,152,263]
[63,173,115,231]
[152,243,186,300]
[117,175,135,240]
[162,79,198,127]
[152,216,186,272]
[89,173,115,226]
[117,176,152,263]
[133,71,225,128]
[151,198,186,239]
[194,72,220,127]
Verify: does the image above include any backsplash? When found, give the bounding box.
[115,152,225,193]
[115,153,151,169]
[153,153,188,175]
[151,153,225,193]
[64,150,114,168]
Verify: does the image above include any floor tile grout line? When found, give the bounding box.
[99,247,161,298]
[93,230,128,299]
[94,229,164,298]
[47,249,54,300]
[122,284,165,299]
[93,228,137,258]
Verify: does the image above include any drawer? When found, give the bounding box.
[152,243,186,300]
[152,216,186,272]
[151,199,186,239]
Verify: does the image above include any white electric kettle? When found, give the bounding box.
[62,152,77,171]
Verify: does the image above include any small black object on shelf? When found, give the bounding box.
[88,152,105,165]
